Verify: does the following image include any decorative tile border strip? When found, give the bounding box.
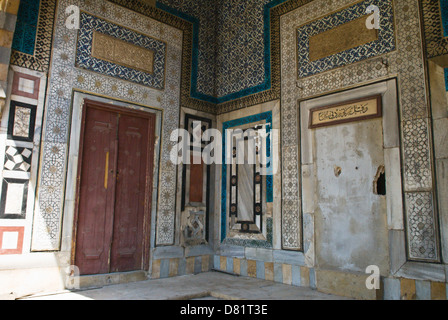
[213,255,316,289]
[384,277,447,300]
[151,255,213,279]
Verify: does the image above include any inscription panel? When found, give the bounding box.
[92,32,154,74]
[309,17,378,62]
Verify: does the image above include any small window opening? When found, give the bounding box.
[374,165,386,196]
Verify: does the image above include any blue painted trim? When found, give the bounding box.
[221,111,274,243]
[157,0,288,104]
[445,68,448,91]
[441,0,448,37]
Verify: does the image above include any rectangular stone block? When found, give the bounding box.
[265,262,274,281]
[282,264,292,285]
[400,278,416,300]
[233,258,241,275]
[315,269,382,300]
[431,282,447,300]
[247,260,257,278]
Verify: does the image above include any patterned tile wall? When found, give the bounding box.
[296,0,395,78]
[157,0,288,107]
[10,0,56,72]
[30,0,184,250]
[280,0,439,260]
[422,0,448,58]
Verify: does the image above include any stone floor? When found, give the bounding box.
[21,271,351,300]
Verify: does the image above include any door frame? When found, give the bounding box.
[298,79,403,275]
[71,98,156,273]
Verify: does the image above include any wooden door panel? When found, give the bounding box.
[75,107,118,275]
[110,114,151,272]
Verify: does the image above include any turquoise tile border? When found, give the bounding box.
[12,0,41,55]
[441,0,448,37]
[157,0,289,104]
[444,68,448,91]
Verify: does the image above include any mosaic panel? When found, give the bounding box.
[7,101,37,142]
[10,0,56,72]
[297,0,395,78]
[109,0,216,115]
[12,0,40,56]
[405,192,439,262]
[31,0,183,250]
[157,0,217,99]
[11,72,41,100]
[422,0,448,58]
[76,12,166,90]
[0,179,29,219]
[156,0,289,109]
[4,146,32,173]
[280,0,438,259]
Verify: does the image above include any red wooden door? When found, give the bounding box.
[110,114,152,272]
[75,107,118,275]
[74,101,154,275]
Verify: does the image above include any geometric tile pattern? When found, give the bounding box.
[157,0,218,99]
[4,146,32,172]
[297,0,395,78]
[156,0,290,109]
[280,0,439,260]
[10,0,56,72]
[12,0,41,55]
[215,0,275,101]
[76,12,166,90]
[31,0,183,250]
[405,192,439,261]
